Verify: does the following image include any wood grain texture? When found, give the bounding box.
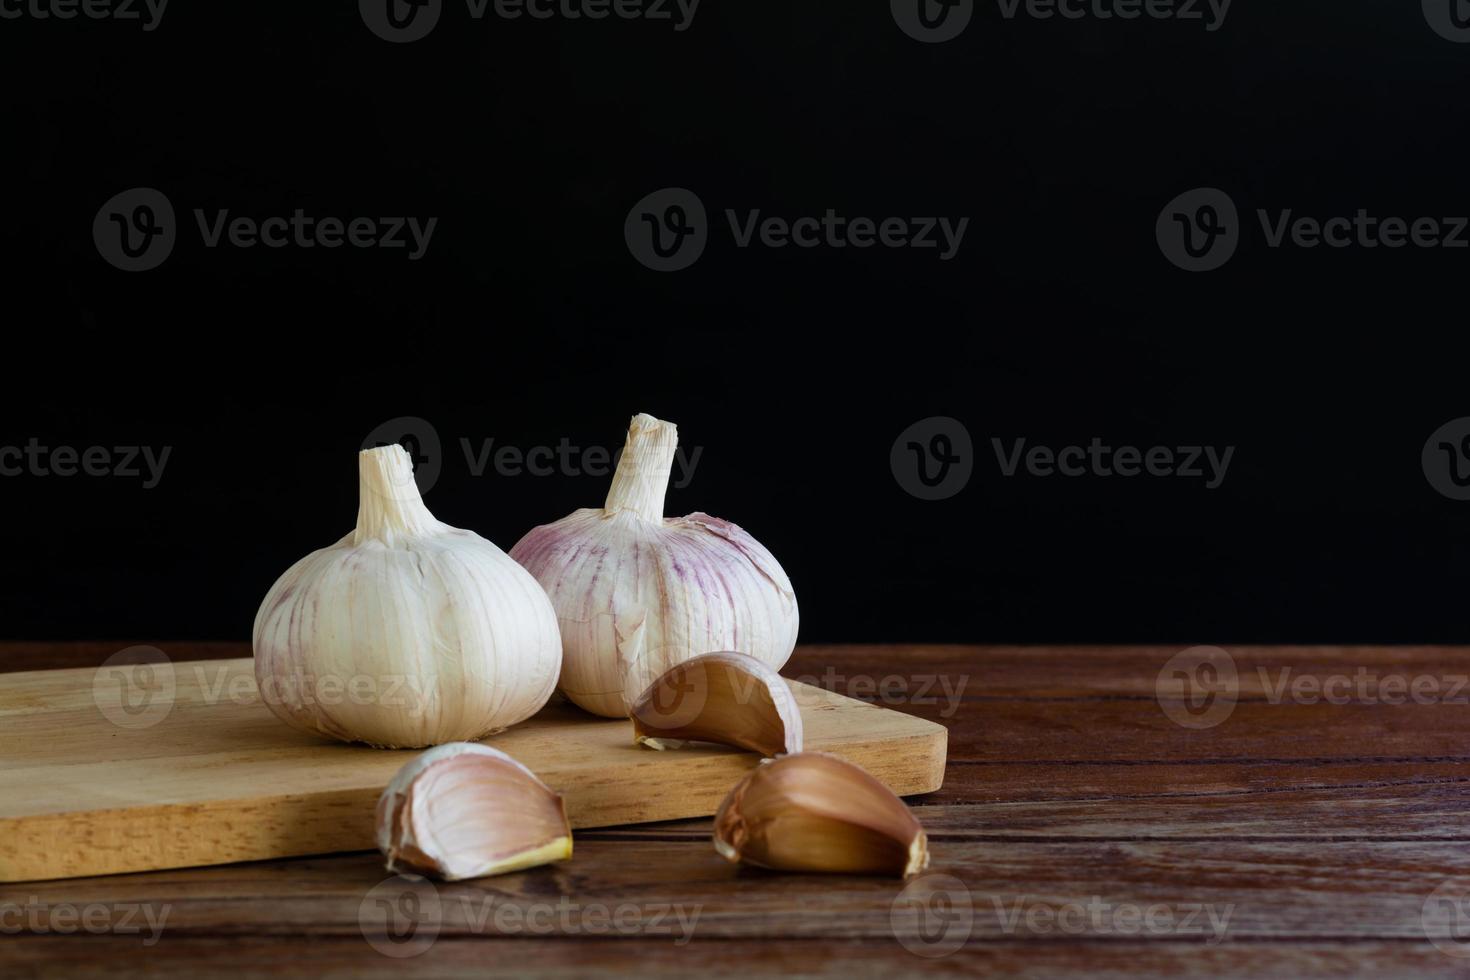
[5,644,1470,978]
[0,657,945,882]
[3,938,1463,980]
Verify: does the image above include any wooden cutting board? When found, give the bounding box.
[0,657,947,882]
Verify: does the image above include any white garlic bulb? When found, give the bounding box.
[253,445,562,748]
[510,414,799,717]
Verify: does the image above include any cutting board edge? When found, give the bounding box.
[0,659,948,882]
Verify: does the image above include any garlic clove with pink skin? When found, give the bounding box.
[377,743,573,881]
[509,414,800,718]
[253,444,563,748]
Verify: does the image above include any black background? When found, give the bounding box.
[2,1,1468,644]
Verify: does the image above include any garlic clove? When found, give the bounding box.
[630,652,803,757]
[377,743,572,881]
[712,752,930,878]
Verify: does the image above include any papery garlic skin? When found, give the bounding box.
[510,414,799,718]
[713,752,930,878]
[631,651,803,756]
[377,742,572,881]
[253,445,562,748]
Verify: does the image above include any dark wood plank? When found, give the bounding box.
[7,643,1470,977]
[592,786,1470,841]
[2,937,1460,980]
[930,759,1470,805]
[3,837,1468,940]
[790,644,1470,699]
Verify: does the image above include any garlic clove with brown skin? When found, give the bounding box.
[377,743,573,881]
[509,414,800,718]
[712,752,930,878]
[630,652,803,757]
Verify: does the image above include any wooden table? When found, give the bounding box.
[3,643,1468,977]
